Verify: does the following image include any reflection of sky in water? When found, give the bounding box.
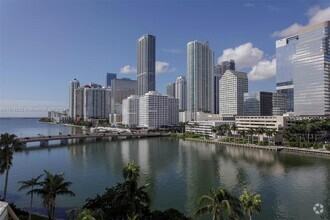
[0,118,329,219]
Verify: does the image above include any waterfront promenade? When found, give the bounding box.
[185,138,330,157]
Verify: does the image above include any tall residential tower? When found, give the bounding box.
[69,79,80,118]
[137,34,156,95]
[187,41,214,114]
[175,76,187,111]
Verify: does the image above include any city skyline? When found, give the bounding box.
[1,1,330,117]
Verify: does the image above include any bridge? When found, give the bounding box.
[15,132,170,147]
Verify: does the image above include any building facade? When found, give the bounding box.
[276,35,298,113]
[243,91,273,116]
[84,86,106,120]
[122,91,179,129]
[272,93,286,116]
[293,21,330,115]
[213,60,236,114]
[219,70,248,116]
[105,73,117,87]
[166,82,176,97]
[175,76,187,111]
[187,41,214,114]
[122,95,140,127]
[69,79,80,118]
[137,34,156,95]
[110,78,138,114]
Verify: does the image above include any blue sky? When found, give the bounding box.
[0,0,329,117]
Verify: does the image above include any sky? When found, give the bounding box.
[0,0,330,117]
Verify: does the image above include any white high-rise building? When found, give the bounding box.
[139,91,168,129]
[122,91,179,129]
[69,79,80,118]
[219,70,248,116]
[187,41,214,114]
[122,95,140,127]
[175,76,187,111]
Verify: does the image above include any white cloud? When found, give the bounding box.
[120,65,137,74]
[248,59,276,81]
[272,6,330,38]
[218,42,263,69]
[218,42,276,81]
[156,61,176,74]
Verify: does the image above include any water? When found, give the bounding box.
[0,118,329,219]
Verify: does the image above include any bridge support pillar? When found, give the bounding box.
[96,137,103,142]
[19,142,27,148]
[78,138,85,143]
[40,140,48,147]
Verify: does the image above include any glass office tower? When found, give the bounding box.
[293,21,330,115]
[276,35,298,113]
[137,34,156,95]
[243,91,273,116]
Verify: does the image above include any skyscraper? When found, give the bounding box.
[293,21,330,115]
[243,91,273,116]
[69,79,80,118]
[220,70,248,116]
[137,34,156,95]
[214,60,235,114]
[166,82,175,97]
[175,76,187,111]
[187,41,214,114]
[272,93,286,116]
[276,35,298,113]
[105,73,117,87]
[111,78,138,114]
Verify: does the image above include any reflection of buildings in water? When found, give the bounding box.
[179,139,216,158]
[270,162,285,177]
[137,139,150,176]
[178,139,219,214]
[223,145,276,163]
[121,141,130,164]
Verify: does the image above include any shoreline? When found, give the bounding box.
[184,138,330,157]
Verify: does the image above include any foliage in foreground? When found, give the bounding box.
[81,162,190,220]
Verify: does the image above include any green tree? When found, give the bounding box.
[123,162,140,181]
[256,127,265,145]
[238,130,247,143]
[239,188,261,220]
[195,187,243,220]
[231,124,238,143]
[247,128,255,144]
[18,174,44,220]
[0,133,22,201]
[115,162,151,217]
[34,170,75,220]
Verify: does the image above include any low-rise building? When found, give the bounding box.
[185,120,234,137]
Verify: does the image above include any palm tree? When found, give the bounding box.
[115,162,150,217]
[123,162,140,181]
[34,170,75,220]
[238,130,247,143]
[0,133,22,201]
[231,124,238,143]
[18,174,44,220]
[256,127,265,145]
[239,188,261,220]
[247,128,255,144]
[195,187,243,220]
